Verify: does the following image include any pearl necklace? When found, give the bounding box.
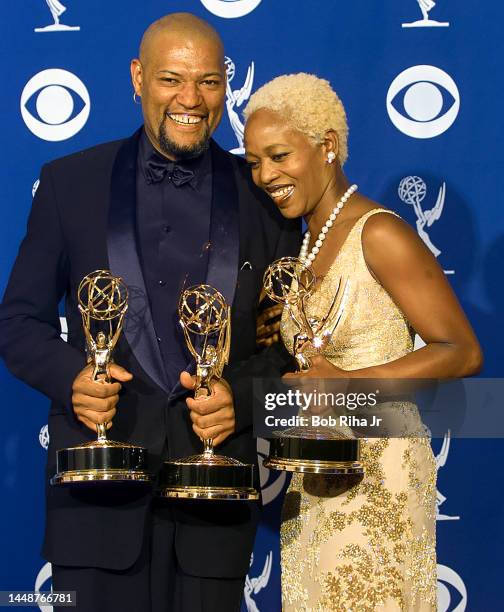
[299,184,358,267]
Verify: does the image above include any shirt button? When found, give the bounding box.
[156,337,162,343]
[158,280,166,286]
[163,225,171,233]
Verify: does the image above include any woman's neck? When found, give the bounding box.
[305,174,351,236]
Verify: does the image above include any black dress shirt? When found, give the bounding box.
[136,130,212,388]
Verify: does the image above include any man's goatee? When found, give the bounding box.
[159,121,211,160]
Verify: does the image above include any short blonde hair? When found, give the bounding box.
[243,73,349,166]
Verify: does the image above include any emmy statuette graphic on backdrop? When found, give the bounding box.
[157,285,259,500]
[402,0,449,28]
[225,56,255,155]
[261,257,363,475]
[398,176,454,275]
[51,270,152,485]
[244,551,273,612]
[35,1,80,32]
[39,424,50,451]
[434,431,467,610]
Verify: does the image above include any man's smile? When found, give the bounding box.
[166,112,206,126]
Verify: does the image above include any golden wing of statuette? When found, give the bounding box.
[215,307,231,379]
[314,278,351,341]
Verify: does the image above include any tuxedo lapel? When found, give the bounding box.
[107,130,169,394]
[206,141,240,306]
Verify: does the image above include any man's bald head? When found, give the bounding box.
[139,13,224,66]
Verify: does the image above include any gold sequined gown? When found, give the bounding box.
[279,210,437,611]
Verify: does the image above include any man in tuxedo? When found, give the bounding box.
[0,13,299,612]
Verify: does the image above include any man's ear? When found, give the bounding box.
[130,59,143,95]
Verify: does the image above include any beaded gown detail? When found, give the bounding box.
[279,209,437,611]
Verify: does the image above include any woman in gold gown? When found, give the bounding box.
[243,74,482,611]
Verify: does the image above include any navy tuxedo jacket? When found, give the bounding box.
[0,130,300,577]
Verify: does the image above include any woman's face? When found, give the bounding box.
[244,109,328,219]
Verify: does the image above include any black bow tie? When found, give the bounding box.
[145,155,194,187]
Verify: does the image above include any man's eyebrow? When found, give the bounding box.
[157,70,223,78]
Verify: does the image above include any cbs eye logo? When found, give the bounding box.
[437,564,467,612]
[200,0,261,19]
[257,438,286,505]
[386,65,460,139]
[20,69,90,142]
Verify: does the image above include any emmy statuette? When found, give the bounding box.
[262,257,364,476]
[157,285,259,500]
[51,270,152,485]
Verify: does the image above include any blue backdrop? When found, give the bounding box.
[1,2,502,610]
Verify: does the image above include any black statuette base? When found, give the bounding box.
[264,436,364,475]
[51,442,153,485]
[157,457,259,500]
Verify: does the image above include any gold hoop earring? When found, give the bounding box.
[133,92,141,105]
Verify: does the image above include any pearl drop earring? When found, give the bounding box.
[327,151,336,164]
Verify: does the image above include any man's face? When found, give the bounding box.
[131,32,225,160]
